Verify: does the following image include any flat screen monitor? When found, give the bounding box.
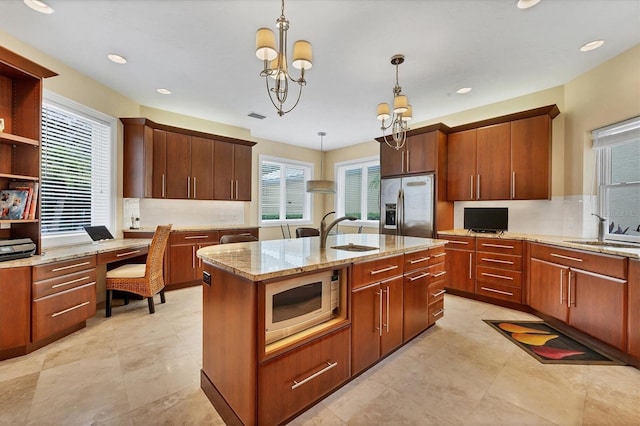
[463,207,508,233]
[84,225,114,241]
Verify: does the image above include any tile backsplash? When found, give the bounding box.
[123,198,245,229]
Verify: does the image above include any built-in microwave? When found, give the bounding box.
[265,269,340,345]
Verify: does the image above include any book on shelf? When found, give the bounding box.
[0,189,30,220]
[7,181,39,220]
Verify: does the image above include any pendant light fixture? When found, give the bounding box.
[306,132,335,193]
[376,54,412,150]
[255,0,313,116]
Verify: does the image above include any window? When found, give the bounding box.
[41,92,115,246]
[260,155,312,224]
[593,116,640,244]
[336,157,380,225]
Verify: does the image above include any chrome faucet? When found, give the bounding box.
[320,211,357,248]
[592,213,606,242]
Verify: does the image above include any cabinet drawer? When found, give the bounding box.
[476,281,522,303]
[404,249,431,272]
[476,252,522,271]
[477,266,522,287]
[427,261,447,282]
[258,327,350,426]
[352,255,403,289]
[429,246,446,266]
[476,238,523,255]
[97,245,148,264]
[443,236,475,251]
[32,282,96,341]
[428,279,446,305]
[33,268,97,299]
[530,243,627,279]
[428,298,444,324]
[32,255,97,281]
[169,231,219,245]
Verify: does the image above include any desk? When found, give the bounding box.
[0,239,151,360]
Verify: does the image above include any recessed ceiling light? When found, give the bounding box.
[24,0,54,14]
[517,0,540,9]
[580,40,604,52]
[456,87,472,94]
[156,88,172,95]
[107,54,127,64]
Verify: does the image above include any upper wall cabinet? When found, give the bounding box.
[0,47,57,254]
[446,105,559,201]
[121,118,256,201]
[380,126,448,178]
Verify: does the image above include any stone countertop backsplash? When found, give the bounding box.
[123,225,259,233]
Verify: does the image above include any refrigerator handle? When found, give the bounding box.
[396,189,403,235]
[399,189,405,235]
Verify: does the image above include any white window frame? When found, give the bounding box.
[259,155,313,226]
[41,91,117,248]
[335,156,380,228]
[593,116,640,244]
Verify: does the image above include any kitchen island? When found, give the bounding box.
[196,233,448,425]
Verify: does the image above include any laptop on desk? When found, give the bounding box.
[84,225,115,242]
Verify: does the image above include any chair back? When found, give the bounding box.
[219,234,258,244]
[295,227,320,238]
[144,225,172,294]
[280,224,292,239]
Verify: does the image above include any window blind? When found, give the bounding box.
[41,102,111,235]
[592,116,640,150]
[260,157,311,223]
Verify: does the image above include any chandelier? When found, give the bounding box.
[376,54,413,150]
[306,132,336,193]
[255,0,313,116]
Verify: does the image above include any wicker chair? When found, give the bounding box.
[219,234,258,244]
[295,227,320,238]
[105,224,172,317]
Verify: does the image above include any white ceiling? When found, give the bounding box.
[1,0,638,150]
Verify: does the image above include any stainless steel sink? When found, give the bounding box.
[331,243,379,252]
[564,240,640,249]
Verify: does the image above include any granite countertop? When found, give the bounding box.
[124,225,259,233]
[0,238,152,269]
[438,230,640,259]
[197,233,447,281]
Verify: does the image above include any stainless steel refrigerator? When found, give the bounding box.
[380,174,435,238]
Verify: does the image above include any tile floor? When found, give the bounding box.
[1,287,638,425]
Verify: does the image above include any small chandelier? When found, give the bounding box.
[376,54,413,150]
[255,0,313,117]
[306,132,335,193]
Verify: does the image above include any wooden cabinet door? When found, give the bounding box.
[476,123,510,200]
[168,244,196,284]
[234,144,252,201]
[529,258,568,322]
[406,131,437,174]
[152,129,167,198]
[380,142,404,177]
[213,140,234,200]
[403,270,429,341]
[447,129,476,200]
[0,267,30,350]
[351,283,381,374]
[380,276,403,356]
[165,132,191,199]
[568,269,626,351]
[445,248,475,293]
[511,115,551,200]
[190,136,214,200]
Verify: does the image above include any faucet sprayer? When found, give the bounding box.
[592,213,606,242]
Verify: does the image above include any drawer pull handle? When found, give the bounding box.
[432,289,446,297]
[292,362,338,390]
[432,252,446,258]
[432,309,445,317]
[480,286,513,296]
[431,271,447,278]
[447,240,468,245]
[409,272,430,281]
[370,265,398,275]
[409,257,430,264]
[482,243,514,249]
[116,250,141,258]
[51,261,91,272]
[184,235,209,239]
[481,258,514,265]
[51,300,92,318]
[550,253,583,262]
[52,276,90,289]
[481,272,513,281]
